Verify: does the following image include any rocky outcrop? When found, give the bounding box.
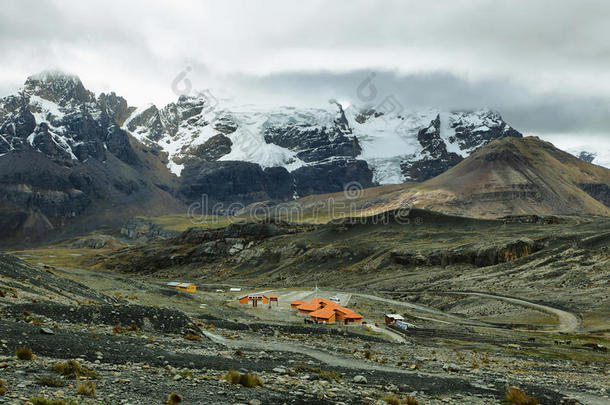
[189,134,232,162]
[400,112,521,182]
[120,217,180,240]
[577,183,610,207]
[404,115,464,181]
[390,238,538,268]
[263,121,360,163]
[178,160,293,209]
[293,159,374,196]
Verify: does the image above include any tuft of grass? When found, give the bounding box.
[234,348,243,356]
[382,395,401,405]
[112,324,124,335]
[405,396,421,405]
[184,333,202,342]
[223,369,241,384]
[16,346,33,360]
[176,370,194,379]
[381,395,421,405]
[167,392,183,404]
[292,363,342,381]
[223,370,263,387]
[53,360,99,379]
[364,350,372,360]
[505,386,538,405]
[29,398,78,405]
[76,381,96,398]
[238,373,263,387]
[318,370,343,381]
[36,376,67,387]
[0,379,6,395]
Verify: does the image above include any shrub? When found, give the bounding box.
[16,346,33,360]
[223,369,241,384]
[167,392,183,404]
[53,360,99,379]
[293,363,342,381]
[318,370,342,381]
[223,370,263,387]
[505,386,539,405]
[184,333,202,342]
[176,370,194,379]
[405,396,421,405]
[29,398,77,405]
[112,324,124,335]
[0,379,6,395]
[76,381,96,398]
[381,395,420,405]
[36,376,67,387]
[364,350,372,360]
[382,395,401,405]
[238,373,263,388]
[234,349,243,357]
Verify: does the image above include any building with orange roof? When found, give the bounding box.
[238,294,269,307]
[290,297,362,324]
[290,299,306,308]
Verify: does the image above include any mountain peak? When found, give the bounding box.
[24,70,93,105]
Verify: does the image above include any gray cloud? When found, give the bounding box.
[0,0,608,143]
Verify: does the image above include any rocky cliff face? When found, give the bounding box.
[0,71,181,244]
[179,161,294,210]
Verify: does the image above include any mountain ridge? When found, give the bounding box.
[364,136,610,218]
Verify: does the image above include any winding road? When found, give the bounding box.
[442,291,580,333]
[377,290,581,333]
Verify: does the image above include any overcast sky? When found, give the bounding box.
[1,0,609,151]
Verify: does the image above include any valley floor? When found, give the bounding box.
[1,246,608,405]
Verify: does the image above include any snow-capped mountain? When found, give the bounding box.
[0,71,180,243]
[1,70,606,243]
[123,94,523,187]
[0,71,529,238]
[0,71,137,164]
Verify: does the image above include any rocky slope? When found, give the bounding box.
[361,137,610,218]
[0,71,183,245]
[5,251,602,405]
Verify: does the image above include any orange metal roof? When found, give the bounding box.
[294,299,321,312]
[269,295,279,298]
[334,306,362,318]
[309,306,336,319]
[294,297,362,320]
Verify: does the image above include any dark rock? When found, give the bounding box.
[214,117,238,134]
[105,125,139,165]
[577,183,610,207]
[190,134,232,162]
[179,160,293,210]
[401,115,463,182]
[126,104,166,141]
[97,92,133,126]
[292,159,374,197]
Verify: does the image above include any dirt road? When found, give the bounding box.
[441,291,581,333]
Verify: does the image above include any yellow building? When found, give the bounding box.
[167,282,197,293]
